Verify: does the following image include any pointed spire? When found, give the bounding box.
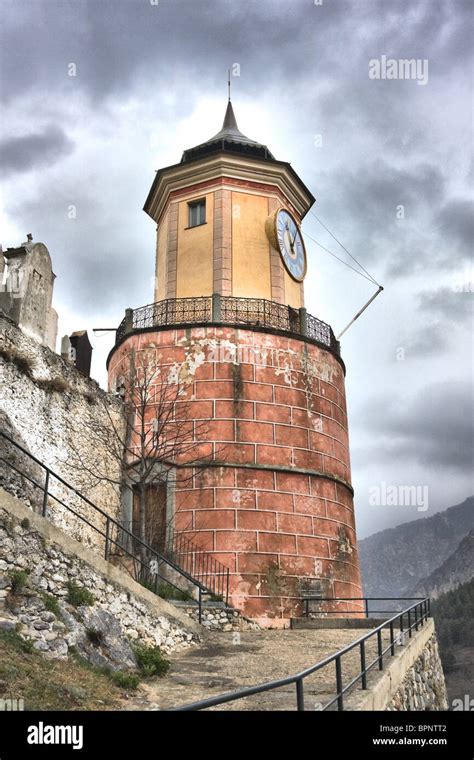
[222,100,239,132]
[180,97,275,163]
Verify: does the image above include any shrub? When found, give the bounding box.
[66,581,94,608]
[109,671,140,690]
[0,346,35,377]
[154,581,191,602]
[133,644,169,678]
[20,517,30,529]
[36,376,70,394]
[139,576,190,601]
[10,569,29,594]
[42,593,61,616]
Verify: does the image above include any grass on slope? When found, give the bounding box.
[0,629,126,711]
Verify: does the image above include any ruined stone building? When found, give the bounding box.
[0,235,58,351]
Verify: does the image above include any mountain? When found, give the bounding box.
[359,496,474,598]
[430,578,474,706]
[415,531,474,599]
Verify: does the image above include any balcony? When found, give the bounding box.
[114,295,341,358]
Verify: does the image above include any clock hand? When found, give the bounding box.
[290,225,298,250]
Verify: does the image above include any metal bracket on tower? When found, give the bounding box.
[336,285,384,340]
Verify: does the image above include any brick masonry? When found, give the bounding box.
[108,325,363,625]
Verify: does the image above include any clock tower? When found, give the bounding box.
[143,100,312,308]
[108,99,363,626]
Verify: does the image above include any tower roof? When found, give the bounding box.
[181,100,275,163]
[144,98,316,223]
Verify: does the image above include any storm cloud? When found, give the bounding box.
[0,126,74,175]
[360,381,474,470]
[1,0,472,537]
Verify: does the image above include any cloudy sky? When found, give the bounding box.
[1,0,472,537]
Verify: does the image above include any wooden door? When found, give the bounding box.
[132,483,168,554]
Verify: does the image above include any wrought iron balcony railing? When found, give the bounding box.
[115,294,340,356]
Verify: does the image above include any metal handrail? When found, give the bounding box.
[130,521,230,605]
[301,596,430,618]
[114,295,340,357]
[165,529,230,605]
[0,430,225,622]
[172,597,431,711]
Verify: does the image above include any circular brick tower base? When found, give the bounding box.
[108,324,363,626]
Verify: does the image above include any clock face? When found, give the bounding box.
[275,209,307,282]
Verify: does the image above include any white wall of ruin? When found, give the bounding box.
[0,312,126,552]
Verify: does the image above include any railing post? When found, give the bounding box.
[42,469,50,517]
[428,597,431,618]
[377,629,383,670]
[299,307,308,337]
[198,587,202,625]
[360,641,367,689]
[212,293,222,322]
[225,568,229,606]
[414,605,419,631]
[408,609,412,637]
[335,657,343,711]
[123,308,134,335]
[390,621,395,656]
[296,679,305,711]
[364,598,369,618]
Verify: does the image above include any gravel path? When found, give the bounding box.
[124,627,394,711]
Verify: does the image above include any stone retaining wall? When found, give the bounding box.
[0,489,202,668]
[178,604,260,631]
[347,618,448,711]
[387,634,448,711]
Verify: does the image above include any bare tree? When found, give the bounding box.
[63,347,212,561]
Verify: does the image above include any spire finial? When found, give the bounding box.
[227,69,231,101]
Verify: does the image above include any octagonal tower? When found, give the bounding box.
[108,100,363,625]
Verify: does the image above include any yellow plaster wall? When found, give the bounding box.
[176,192,214,297]
[283,270,303,309]
[156,187,306,306]
[231,192,272,299]
[155,209,169,302]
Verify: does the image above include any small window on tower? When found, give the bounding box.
[188,199,206,228]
